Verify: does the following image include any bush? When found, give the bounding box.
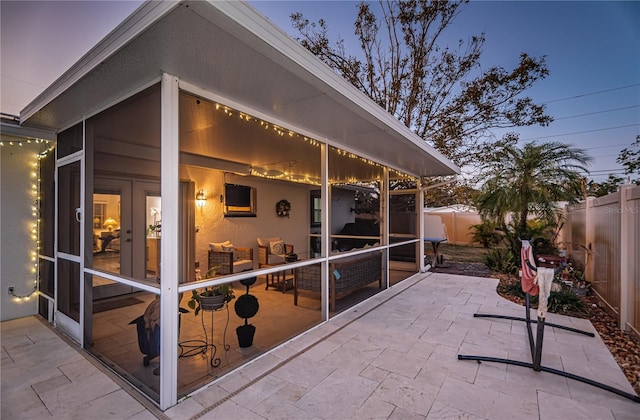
[469,221,503,248]
[485,248,517,274]
[548,290,586,314]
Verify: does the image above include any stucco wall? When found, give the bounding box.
[181,166,314,276]
[1,144,39,321]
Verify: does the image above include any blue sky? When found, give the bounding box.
[250,1,640,182]
[2,1,638,182]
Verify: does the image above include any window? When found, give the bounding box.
[93,202,107,229]
[310,190,321,227]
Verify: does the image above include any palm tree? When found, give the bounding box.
[475,138,591,243]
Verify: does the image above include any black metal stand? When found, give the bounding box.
[458,292,640,403]
[179,304,230,367]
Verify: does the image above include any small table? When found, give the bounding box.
[264,264,294,293]
[424,237,447,268]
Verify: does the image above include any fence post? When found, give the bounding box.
[584,197,595,283]
[619,184,632,331]
[562,204,571,260]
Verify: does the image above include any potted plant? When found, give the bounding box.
[234,277,259,347]
[187,266,235,315]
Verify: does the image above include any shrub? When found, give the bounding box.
[469,221,503,248]
[485,248,517,274]
[548,290,586,314]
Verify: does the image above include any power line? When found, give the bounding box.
[554,105,640,121]
[542,83,640,104]
[583,143,632,151]
[521,124,639,141]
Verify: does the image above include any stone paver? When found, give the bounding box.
[2,273,639,419]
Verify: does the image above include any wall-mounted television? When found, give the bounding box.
[224,183,256,217]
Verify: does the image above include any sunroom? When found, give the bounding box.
[21,1,457,409]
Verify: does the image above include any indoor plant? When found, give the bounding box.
[187,266,235,315]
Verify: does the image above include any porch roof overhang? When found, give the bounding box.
[19,0,458,178]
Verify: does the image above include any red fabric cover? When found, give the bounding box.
[520,242,539,296]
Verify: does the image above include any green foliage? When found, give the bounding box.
[617,135,640,183]
[547,290,586,314]
[187,283,235,316]
[585,174,625,197]
[498,278,587,314]
[485,248,517,274]
[475,136,591,233]
[468,220,502,248]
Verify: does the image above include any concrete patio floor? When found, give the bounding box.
[2,272,639,419]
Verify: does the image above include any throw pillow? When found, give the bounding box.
[210,240,232,252]
[270,240,285,255]
[257,237,281,247]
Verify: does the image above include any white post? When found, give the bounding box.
[584,197,595,284]
[419,182,426,272]
[619,184,632,331]
[159,73,180,410]
[320,144,329,320]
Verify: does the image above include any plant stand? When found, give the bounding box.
[179,304,230,367]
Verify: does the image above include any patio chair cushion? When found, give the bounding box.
[209,240,232,252]
[257,237,281,247]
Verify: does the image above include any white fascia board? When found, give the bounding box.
[1,121,56,141]
[20,1,180,124]
[202,1,459,175]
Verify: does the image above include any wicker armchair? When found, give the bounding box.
[256,237,294,267]
[207,246,253,275]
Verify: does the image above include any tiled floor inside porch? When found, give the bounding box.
[2,272,639,419]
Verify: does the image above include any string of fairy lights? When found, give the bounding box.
[211,101,414,183]
[1,138,54,302]
[1,104,413,304]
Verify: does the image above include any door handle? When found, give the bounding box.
[75,208,82,223]
[125,238,132,242]
[126,229,132,234]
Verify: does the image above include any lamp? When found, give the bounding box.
[196,189,207,207]
[103,217,118,232]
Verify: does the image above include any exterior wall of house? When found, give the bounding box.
[1,143,39,321]
[183,166,314,273]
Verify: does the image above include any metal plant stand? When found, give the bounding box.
[179,304,230,367]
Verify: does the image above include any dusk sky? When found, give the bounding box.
[2,1,639,182]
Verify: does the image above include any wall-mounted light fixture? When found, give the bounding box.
[196,189,207,207]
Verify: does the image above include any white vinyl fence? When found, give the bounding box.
[424,211,482,245]
[564,184,640,337]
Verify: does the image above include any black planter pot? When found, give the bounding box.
[236,324,256,348]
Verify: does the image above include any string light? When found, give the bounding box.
[2,136,53,303]
[204,99,406,185]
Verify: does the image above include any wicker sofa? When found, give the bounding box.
[293,252,382,311]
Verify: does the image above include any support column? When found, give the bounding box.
[159,73,180,410]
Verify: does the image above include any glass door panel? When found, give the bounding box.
[92,178,134,299]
